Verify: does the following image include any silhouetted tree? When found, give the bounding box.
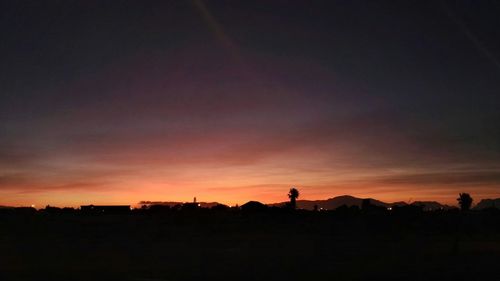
[288,187,300,209]
[211,204,230,211]
[457,193,473,211]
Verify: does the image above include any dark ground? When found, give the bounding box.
[1,209,499,281]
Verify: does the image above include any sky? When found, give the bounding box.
[1,0,500,207]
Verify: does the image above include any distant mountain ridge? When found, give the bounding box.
[474,198,500,210]
[268,195,387,210]
[268,195,454,211]
[140,196,500,211]
[410,201,454,211]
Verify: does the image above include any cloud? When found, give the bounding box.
[363,169,500,187]
[0,142,44,169]
[1,38,500,206]
[0,163,133,193]
[0,173,31,186]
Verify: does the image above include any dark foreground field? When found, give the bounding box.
[1,209,500,281]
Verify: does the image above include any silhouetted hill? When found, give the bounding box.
[137,197,456,211]
[474,198,500,209]
[0,205,14,209]
[268,195,456,211]
[241,201,268,211]
[268,195,391,210]
[410,201,453,211]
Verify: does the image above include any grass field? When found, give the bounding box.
[1,210,499,280]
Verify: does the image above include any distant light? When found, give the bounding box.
[31,204,35,208]
[387,207,392,211]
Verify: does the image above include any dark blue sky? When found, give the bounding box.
[1,0,499,206]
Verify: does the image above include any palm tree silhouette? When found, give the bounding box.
[288,187,300,209]
[457,193,473,211]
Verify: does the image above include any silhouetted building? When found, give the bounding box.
[80,205,130,214]
[7,207,37,215]
[182,197,200,210]
[147,204,171,213]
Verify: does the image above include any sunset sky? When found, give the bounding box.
[1,1,499,207]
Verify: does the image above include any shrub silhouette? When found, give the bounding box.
[457,193,473,211]
[288,187,300,209]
